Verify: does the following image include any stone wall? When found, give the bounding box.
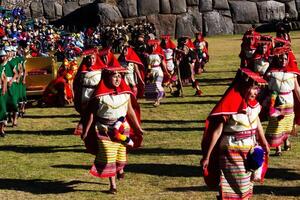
[2,0,300,37]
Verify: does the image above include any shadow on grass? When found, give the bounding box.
[128,148,202,156]
[0,179,101,194]
[6,128,75,136]
[166,185,213,192]
[144,127,204,132]
[23,114,79,119]
[140,100,218,105]
[265,168,300,180]
[52,164,90,170]
[142,119,206,124]
[52,163,201,177]
[125,163,201,177]
[0,145,85,154]
[197,78,233,83]
[203,70,237,74]
[254,185,300,196]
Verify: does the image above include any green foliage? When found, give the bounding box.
[0,32,300,199]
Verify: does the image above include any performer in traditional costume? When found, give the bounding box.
[82,66,143,194]
[251,36,272,76]
[193,32,209,73]
[118,46,145,97]
[73,48,104,135]
[144,39,169,106]
[42,60,74,107]
[0,50,8,137]
[264,46,300,156]
[239,29,260,69]
[160,35,177,94]
[201,69,270,200]
[4,46,19,127]
[177,36,203,96]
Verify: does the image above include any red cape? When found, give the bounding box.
[122,47,145,98]
[201,80,261,188]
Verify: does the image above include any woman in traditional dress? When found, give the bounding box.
[0,50,8,137]
[239,29,260,69]
[160,35,177,94]
[82,66,143,194]
[193,32,209,73]
[144,39,170,106]
[201,69,270,200]
[4,46,19,127]
[118,46,145,97]
[73,48,104,135]
[264,46,300,156]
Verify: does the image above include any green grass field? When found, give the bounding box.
[0,32,300,200]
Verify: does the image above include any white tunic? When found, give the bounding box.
[81,70,102,106]
[267,72,296,107]
[96,93,130,120]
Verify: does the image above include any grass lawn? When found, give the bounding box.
[0,32,300,200]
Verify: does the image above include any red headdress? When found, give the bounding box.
[185,37,195,50]
[201,68,267,188]
[253,35,273,60]
[79,48,106,72]
[148,39,165,58]
[160,35,177,49]
[269,46,300,75]
[242,28,260,50]
[195,32,205,42]
[122,47,143,66]
[97,47,122,68]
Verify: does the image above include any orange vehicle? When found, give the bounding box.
[25,57,58,96]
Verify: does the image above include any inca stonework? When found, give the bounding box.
[2,0,300,37]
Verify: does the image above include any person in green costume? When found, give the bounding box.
[4,46,19,127]
[0,50,8,136]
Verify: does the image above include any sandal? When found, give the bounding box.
[274,150,282,156]
[117,172,125,180]
[0,132,5,137]
[284,141,292,151]
[108,187,117,194]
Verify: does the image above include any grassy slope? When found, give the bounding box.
[0,32,300,200]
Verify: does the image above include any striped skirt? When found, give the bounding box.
[90,139,127,178]
[219,135,255,200]
[265,113,294,147]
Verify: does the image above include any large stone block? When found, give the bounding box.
[97,3,123,25]
[146,14,177,37]
[30,2,44,18]
[79,0,94,6]
[54,2,63,17]
[234,23,255,34]
[124,16,147,25]
[137,0,160,16]
[43,0,56,20]
[199,0,213,12]
[170,0,187,14]
[186,0,199,6]
[63,2,80,16]
[203,11,233,36]
[229,1,259,23]
[257,1,285,22]
[160,0,171,14]
[176,7,203,38]
[213,0,229,10]
[118,0,138,18]
[286,1,298,20]
[296,0,300,12]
